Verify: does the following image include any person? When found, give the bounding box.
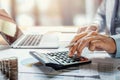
[68,0,120,58]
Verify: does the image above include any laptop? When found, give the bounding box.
[0,9,59,49]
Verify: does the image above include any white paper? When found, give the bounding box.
[0,19,16,37]
[19,73,75,80]
[0,48,120,80]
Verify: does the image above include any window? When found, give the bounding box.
[0,0,102,27]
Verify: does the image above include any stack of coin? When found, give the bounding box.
[0,57,18,80]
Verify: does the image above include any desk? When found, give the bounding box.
[0,27,120,80]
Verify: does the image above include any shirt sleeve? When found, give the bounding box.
[111,34,120,58]
[93,0,106,32]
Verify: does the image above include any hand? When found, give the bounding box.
[69,24,99,47]
[77,24,99,33]
[69,32,116,57]
[88,35,116,53]
[68,24,99,57]
[69,31,98,57]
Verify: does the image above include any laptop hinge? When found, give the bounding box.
[11,35,25,47]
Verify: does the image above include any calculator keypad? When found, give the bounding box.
[47,51,89,65]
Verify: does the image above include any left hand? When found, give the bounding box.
[69,32,116,57]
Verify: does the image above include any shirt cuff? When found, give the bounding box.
[111,34,120,58]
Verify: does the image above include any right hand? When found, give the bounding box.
[68,23,99,57]
[71,23,99,44]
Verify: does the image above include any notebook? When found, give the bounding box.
[0,9,59,49]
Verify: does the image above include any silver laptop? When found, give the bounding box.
[0,19,59,49]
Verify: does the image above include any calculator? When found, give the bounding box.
[30,51,91,70]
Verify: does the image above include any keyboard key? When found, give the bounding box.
[18,35,42,46]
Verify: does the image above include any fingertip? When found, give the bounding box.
[76,51,81,57]
[89,41,95,51]
[68,51,73,57]
[89,46,95,51]
[68,54,73,58]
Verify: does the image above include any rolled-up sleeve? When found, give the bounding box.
[111,34,120,58]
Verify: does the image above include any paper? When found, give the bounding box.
[0,19,16,37]
[19,73,75,80]
[0,72,6,80]
[19,73,101,80]
[91,57,120,80]
[0,48,120,80]
[0,48,98,77]
[14,49,120,80]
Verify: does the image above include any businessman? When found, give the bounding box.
[69,0,120,58]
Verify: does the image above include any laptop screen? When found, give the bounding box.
[0,19,23,45]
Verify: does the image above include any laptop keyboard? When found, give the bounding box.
[18,35,42,46]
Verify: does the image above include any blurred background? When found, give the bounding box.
[0,0,102,27]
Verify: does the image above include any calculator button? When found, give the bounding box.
[65,60,70,63]
[47,53,54,56]
[46,51,89,65]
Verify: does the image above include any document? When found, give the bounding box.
[0,19,16,37]
[19,73,74,80]
[0,72,6,80]
[17,49,120,80]
[19,73,101,80]
[92,57,120,80]
[0,48,120,80]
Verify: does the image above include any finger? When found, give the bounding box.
[94,46,104,51]
[70,31,97,47]
[70,32,88,44]
[76,34,109,55]
[89,42,95,51]
[89,40,104,51]
[86,25,98,32]
[86,31,98,37]
[76,37,93,56]
[87,34,108,42]
[89,40,101,51]
[70,31,98,45]
[69,43,79,57]
[69,32,99,57]
[95,34,109,41]
[77,27,87,33]
[76,36,99,56]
